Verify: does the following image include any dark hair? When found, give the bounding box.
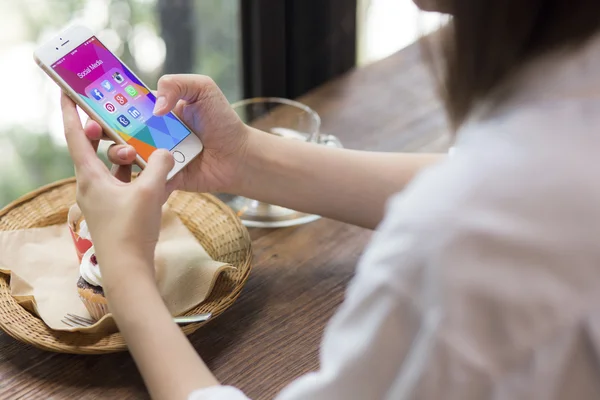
[424,1,600,130]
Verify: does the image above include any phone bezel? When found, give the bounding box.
[33,24,203,180]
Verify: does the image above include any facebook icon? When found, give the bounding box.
[127,106,142,119]
[91,88,104,101]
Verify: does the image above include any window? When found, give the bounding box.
[358,0,445,65]
[0,0,241,206]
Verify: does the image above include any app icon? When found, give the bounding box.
[112,71,125,84]
[117,115,131,127]
[90,88,104,101]
[104,102,117,114]
[125,85,138,97]
[101,80,114,92]
[127,106,142,119]
[114,93,128,106]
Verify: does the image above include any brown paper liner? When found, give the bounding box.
[0,202,235,333]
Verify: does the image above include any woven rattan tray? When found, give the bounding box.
[0,178,252,354]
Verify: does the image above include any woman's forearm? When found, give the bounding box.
[103,256,218,400]
[236,128,443,229]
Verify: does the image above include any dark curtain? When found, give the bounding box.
[241,0,357,99]
[158,0,197,75]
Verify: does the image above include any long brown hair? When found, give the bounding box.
[425,1,600,130]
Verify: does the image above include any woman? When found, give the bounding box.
[61,1,600,399]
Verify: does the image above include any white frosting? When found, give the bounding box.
[80,246,103,287]
[78,220,92,241]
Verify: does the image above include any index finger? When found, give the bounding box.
[61,92,107,174]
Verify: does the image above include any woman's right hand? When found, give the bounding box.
[84,74,250,194]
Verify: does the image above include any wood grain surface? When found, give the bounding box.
[0,42,450,400]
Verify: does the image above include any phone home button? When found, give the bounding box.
[172,151,185,163]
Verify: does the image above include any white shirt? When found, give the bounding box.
[191,33,600,400]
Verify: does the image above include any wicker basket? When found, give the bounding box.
[0,178,252,354]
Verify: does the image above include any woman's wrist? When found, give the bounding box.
[224,126,323,205]
[104,267,158,305]
[98,251,156,293]
[227,126,273,196]
[94,238,155,266]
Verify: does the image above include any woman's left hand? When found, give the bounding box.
[61,92,174,281]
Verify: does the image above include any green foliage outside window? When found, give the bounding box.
[1,0,240,207]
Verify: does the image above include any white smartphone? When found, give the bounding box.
[34,24,203,180]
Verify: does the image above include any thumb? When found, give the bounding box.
[152,74,217,116]
[137,149,174,188]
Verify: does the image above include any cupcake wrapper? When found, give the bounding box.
[68,204,93,263]
[78,294,110,321]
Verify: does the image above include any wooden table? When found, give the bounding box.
[0,43,450,399]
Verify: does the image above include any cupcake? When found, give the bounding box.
[67,205,109,320]
[77,246,109,320]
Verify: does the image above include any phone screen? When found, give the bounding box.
[51,36,191,160]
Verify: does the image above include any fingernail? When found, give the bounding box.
[153,96,167,115]
[117,147,129,160]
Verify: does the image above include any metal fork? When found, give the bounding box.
[62,312,212,328]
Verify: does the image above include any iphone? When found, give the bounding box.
[34,24,203,179]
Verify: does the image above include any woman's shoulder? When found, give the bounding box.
[382,108,600,269]
[407,101,600,218]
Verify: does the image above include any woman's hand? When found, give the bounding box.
[63,92,222,398]
[84,74,250,194]
[61,92,174,281]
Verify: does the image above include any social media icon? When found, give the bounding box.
[114,93,128,106]
[90,88,104,101]
[125,85,138,97]
[112,71,125,84]
[104,102,117,114]
[127,106,142,119]
[117,115,131,127]
[101,80,114,92]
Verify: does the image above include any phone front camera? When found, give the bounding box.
[56,47,59,50]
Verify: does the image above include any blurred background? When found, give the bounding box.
[0,0,442,207]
